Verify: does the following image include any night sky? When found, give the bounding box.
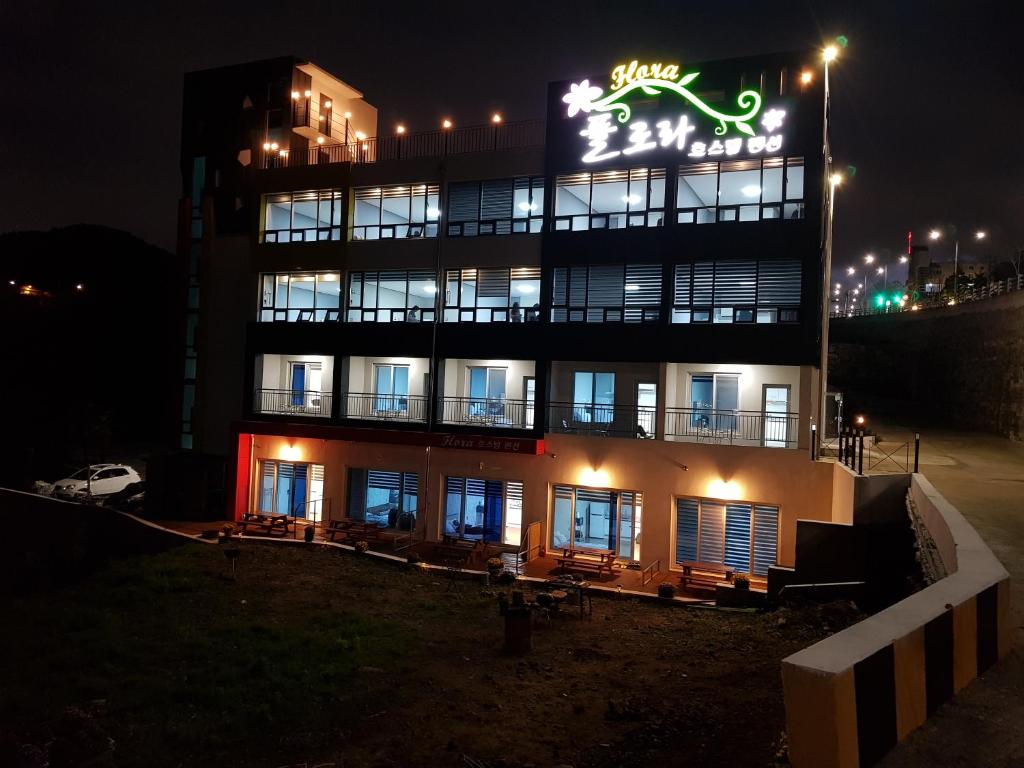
[2,0,1021,277]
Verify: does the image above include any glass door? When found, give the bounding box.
[374,364,409,414]
[763,385,791,448]
[524,376,535,428]
[636,381,657,438]
[468,367,506,421]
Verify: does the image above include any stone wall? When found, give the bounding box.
[829,290,1024,439]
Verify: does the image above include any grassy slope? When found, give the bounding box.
[1,542,831,767]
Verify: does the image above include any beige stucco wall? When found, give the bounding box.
[245,432,836,570]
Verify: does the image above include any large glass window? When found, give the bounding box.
[677,157,804,224]
[347,468,418,530]
[351,184,440,240]
[257,461,326,522]
[259,272,341,321]
[674,498,778,576]
[373,364,409,413]
[573,371,615,424]
[672,260,801,324]
[347,270,437,322]
[689,373,739,432]
[262,190,343,242]
[447,177,544,236]
[554,168,666,231]
[444,477,523,545]
[551,485,642,560]
[551,264,662,323]
[443,266,541,322]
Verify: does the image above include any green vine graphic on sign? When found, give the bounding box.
[563,71,763,136]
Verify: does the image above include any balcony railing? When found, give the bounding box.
[664,407,798,447]
[255,389,332,418]
[439,397,533,429]
[343,393,428,422]
[258,119,545,169]
[548,402,657,439]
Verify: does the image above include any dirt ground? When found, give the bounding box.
[0,540,849,768]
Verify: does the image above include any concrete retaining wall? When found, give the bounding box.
[781,474,1011,767]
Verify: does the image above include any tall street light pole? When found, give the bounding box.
[819,44,840,441]
[930,227,986,303]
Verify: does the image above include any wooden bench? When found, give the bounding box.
[237,513,292,538]
[679,561,734,592]
[555,548,619,578]
[325,519,385,544]
[432,538,485,566]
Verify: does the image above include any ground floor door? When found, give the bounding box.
[258,460,325,521]
[551,485,642,561]
[444,476,523,545]
[347,468,418,530]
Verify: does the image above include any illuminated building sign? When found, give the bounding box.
[562,59,788,164]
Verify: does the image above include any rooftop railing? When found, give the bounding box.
[258,119,545,170]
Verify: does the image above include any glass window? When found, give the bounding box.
[261,190,343,242]
[553,168,666,231]
[677,157,804,224]
[258,272,342,322]
[447,176,544,236]
[444,477,522,545]
[551,264,661,323]
[257,461,326,522]
[671,260,800,324]
[347,270,437,322]
[351,184,440,240]
[347,468,418,530]
[572,371,615,424]
[442,266,541,322]
[550,485,643,561]
[674,498,778,576]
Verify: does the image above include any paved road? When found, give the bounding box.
[876,427,1024,767]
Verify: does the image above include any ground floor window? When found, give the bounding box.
[347,469,417,529]
[551,485,642,561]
[444,477,523,545]
[258,461,325,522]
[674,498,778,576]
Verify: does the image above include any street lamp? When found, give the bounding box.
[929,226,987,300]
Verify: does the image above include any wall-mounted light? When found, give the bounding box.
[706,478,742,500]
[396,124,406,135]
[280,443,301,461]
[303,90,311,98]
[262,142,271,150]
[291,91,300,100]
[316,136,325,144]
[324,100,332,108]
[578,467,609,487]
[491,113,502,124]
[442,118,453,129]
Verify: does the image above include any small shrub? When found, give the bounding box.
[658,582,676,599]
[354,540,369,554]
[486,556,504,571]
[734,573,750,590]
[406,551,421,564]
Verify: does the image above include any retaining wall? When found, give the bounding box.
[781,473,1011,767]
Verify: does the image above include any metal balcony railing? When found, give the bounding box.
[438,397,533,429]
[664,407,798,447]
[547,402,657,439]
[258,119,545,169]
[343,393,428,422]
[255,389,332,418]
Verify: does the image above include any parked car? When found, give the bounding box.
[44,464,142,500]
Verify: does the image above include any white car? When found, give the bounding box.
[47,464,142,500]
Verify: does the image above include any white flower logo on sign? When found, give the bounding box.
[561,61,788,164]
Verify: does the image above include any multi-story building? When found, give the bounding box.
[176,51,838,577]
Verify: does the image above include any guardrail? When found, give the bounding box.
[438,397,532,429]
[664,407,798,447]
[258,119,545,169]
[833,275,1024,318]
[343,393,429,422]
[782,474,1011,767]
[255,389,332,418]
[641,559,661,587]
[547,402,656,439]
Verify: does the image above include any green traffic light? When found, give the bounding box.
[875,295,885,307]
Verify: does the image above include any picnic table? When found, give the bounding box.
[678,561,735,592]
[554,548,619,578]
[236,513,293,538]
[325,518,386,544]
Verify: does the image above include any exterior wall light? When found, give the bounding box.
[491,113,502,124]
